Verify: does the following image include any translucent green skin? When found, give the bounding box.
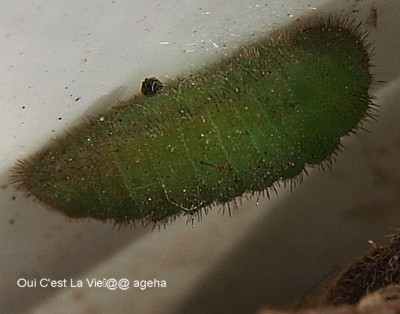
[22,25,371,223]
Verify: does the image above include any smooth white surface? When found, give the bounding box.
[1,0,400,313]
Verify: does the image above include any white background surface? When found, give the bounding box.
[1,0,400,313]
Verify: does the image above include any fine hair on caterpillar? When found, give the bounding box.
[10,15,377,227]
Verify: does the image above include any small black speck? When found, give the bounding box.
[58,117,62,120]
[12,196,16,200]
[141,77,163,97]
[75,97,81,102]
[9,219,15,224]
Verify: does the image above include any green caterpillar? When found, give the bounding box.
[12,18,374,225]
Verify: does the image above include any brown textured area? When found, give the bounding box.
[258,236,400,314]
[259,285,400,314]
[326,235,400,305]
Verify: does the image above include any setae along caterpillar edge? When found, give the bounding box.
[11,17,376,226]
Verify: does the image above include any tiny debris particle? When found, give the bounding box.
[141,77,163,97]
[367,6,378,29]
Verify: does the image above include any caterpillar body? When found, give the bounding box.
[12,18,374,225]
